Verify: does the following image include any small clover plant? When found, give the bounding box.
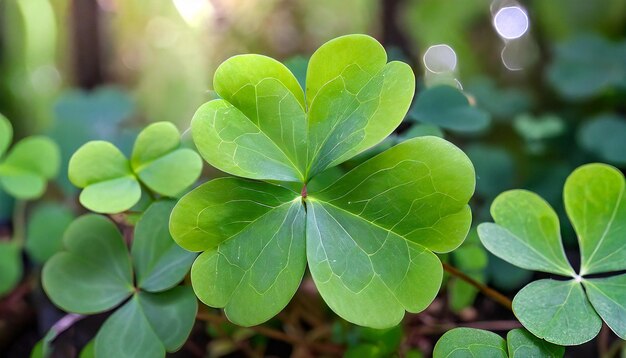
[478,163,626,345]
[42,201,197,357]
[0,113,60,199]
[68,121,202,213]
[433,327,564,358]
[169,34,476,328]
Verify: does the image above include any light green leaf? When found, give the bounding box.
[68,141,141,213]
[506,328,564,357]
[512,279,602,345]
[42,215,134,313]
[131,201,196,292]
[192,200,306,326]
[315,137,475,253]
[79,340,95,358]
[433,327,507,358]
[131,122,202,197]
[170,177,299,252]
[0,113,12,157]
[306,199,442,328]
[0,136,60,199]
[95,296,164,358]
[0,241,22,296]
[306,34,415,178]
[410,85,491,133]
[478,190,574,276]
[25,203,75,264]
[583,274,626,339]
[192,54,307,182]
[564,163,626,275]
[137,286,198,351]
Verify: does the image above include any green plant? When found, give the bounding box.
[42,201,197,357]
[478,163,626,345]
[169,34,476,328]
[68,121,202,213]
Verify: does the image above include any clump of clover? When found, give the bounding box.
[0,113,60,296]
[168,34,476,328]
[478,163,626,345]
[42,122,203,357]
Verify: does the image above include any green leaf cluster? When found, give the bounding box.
[0,113,60,199]
[478,163,626,345]
[42,201,197,357]
[434,327,564,358]
[68,121,203,213]
[170,34,476,328]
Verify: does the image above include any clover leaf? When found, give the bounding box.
[0,114,60,199]
[42,201,197,357]
[0,241,22,296]
[170,34,476,328]
[409,85,491,133]
[433,327,564,358]
[478,163,626,345]
[69,122,202,213]
[578,114,626,166]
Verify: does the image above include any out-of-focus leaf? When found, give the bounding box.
[578,114,626,166]
[466,144,515,200]
[466,78,533,120]
[410,85,491,133]
[0,241,22,296]
[25,203,74,264]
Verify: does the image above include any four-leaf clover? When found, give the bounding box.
[170,34,476,328]
[478,163,626,345]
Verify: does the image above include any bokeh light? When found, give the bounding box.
[493,6,529,40]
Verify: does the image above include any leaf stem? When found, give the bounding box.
[12,200,27,246]
[442,262,513,311]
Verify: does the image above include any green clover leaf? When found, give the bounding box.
[69,122,202,213]
[43,201,197,357]
[433,327,564,358]
[478,163,626,345]
[170,34,476,328]
[0,114,60,199]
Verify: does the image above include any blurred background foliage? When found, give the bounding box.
[1,0,625,356]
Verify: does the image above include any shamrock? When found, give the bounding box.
[479,163,626,345]
[170,34,476,328]
[42,201,197,357]
[0,113,60,199]
[68,121,203,213]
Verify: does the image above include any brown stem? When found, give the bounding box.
[196,312,344,355]
[443,262,513,311]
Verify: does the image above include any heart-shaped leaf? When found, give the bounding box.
[0,136,60,199]
[25,203,75,264]
[478,163,626,345]
[131,122,202,197]
[478,190,574,276]
[506,328,565,358]
[433,327,507,357]
[564,163,626,275]
[42,215,134,313]
[410,85,491,133]
[94,286,197,357]
[512,279,602,345]
[582,274,626,339]
[69,141,141,213]
[305,34,415,178]
[131,201,196,292]
[0,241,22,296]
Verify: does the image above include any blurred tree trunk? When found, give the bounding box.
[71,0,103,89]
[381,0,418,68]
